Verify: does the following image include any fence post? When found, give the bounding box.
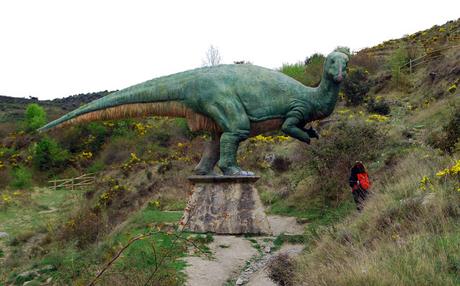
[409,58,412,74]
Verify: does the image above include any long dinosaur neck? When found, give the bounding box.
[313,73,340,118]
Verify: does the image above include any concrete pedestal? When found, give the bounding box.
[179,176,271,235]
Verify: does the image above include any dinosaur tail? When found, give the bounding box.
[38,76,190,132]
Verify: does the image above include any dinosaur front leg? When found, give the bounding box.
[193,133,220,175]
[281,117,311,143]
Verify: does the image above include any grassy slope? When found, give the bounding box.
[0,18,459,286]
[292,20,460,285]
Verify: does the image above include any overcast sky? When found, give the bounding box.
[0,0,458,100]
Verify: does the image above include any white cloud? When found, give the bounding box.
[0,0,458,99]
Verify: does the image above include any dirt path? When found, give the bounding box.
[183,235,258,286]
[183,215,307,286]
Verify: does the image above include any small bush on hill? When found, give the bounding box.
[388,45,411,90]
[443,106,460,153]
[367,97,391,115]
[427,106,460,153]
[280,62,310,85]
[10,165,32,189]
[60,208,103,248]
[24,103,46,132]
[343,68,370,106]
[33,137,69,171]
[57,122,108,155]
[304,118,388,206]
[280,53,325,87]
[101,137,135,165]
[304,53,325,86]
[267,253,295,286]
[0,167,12,189]
[349,52,379,73]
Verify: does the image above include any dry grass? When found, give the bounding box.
[294,150,460,286]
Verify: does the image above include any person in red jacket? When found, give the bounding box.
[349,161,371,211]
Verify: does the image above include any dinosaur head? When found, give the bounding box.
[324,51,349,83]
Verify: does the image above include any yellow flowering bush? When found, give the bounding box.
[77,151,93,160]
[122,152,142,171]
[97,179,131,207]
[366,114,389,122]
[102,121,115,128]
[419,176,434,192]
[436,160,460,178]
[133,122,153,136]
[249,134,291,144]
[434,160,460,192]
[83,134,96,145]
[148,199,161,209]
[447,84,457,94]
[2,194,12,203]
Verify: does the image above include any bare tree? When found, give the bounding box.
[202,45,222,67]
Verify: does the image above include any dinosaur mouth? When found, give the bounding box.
[334,75,343,83]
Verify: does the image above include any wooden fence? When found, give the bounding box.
[48,173,96,191]
[399,44,460,74]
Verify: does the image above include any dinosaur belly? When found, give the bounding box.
[186,111,283,136]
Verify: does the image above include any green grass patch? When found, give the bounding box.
[269,199,355,223]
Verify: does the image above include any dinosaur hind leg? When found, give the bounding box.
[193,133,220,175]
[201,98,253,176]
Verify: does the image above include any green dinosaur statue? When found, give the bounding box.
[40,50,349,176]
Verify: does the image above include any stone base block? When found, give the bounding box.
[179,176,271,235]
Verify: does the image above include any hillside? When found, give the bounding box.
[0,18,459,286]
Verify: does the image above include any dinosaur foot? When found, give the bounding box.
[220,166,255,176]
[193,169,219,176]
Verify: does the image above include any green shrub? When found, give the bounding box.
[33,137,69,171]
[10,165,32,189]
[280,62,310,84]
[304,53,325,86]
[305,118,388,206]
[342,68,370,106]
[388,45,411,89]
[280,53,325,87]
[367,97,391,115]
[58,122,108,155]
[24,103,46,132]
[426,106,460,153]
[86,122,108,153]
